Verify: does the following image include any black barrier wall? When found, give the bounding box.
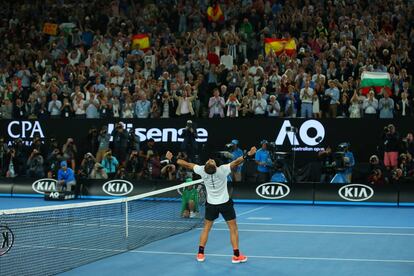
[0,178,410,206]
[1,118,413,165]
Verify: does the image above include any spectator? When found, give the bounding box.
[379,89,394,119]
[252,92,267,116]
[396,92,411,117]
[174,85,197,118]
[225,93,241,117]
[362,91,378,118]
[48,93,62,118]
[208,88,225,118]
[0,98,13,119]
[324,80,340,118]
[300,81,314,118]
[266,95,281,117]
[348,92,362,118]
[134,93,151,118]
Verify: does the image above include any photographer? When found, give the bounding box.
[382,124,400,170]
[111,122,128,163]
[26,149,45,178]
[125,150,143,179]
[368,169,386,185]
[4,147,18,178]
[46,147,63,178]
[127,128,140,154]
[78,153,96,179]
[181,120,198,162]
[101,150,119,179]
[0,137,9,175]
[90,162,108,179]
[86,126,99,156]
[62,138,78,170]
[318,146,334,183]
[224,140,244,182]
[96,126,111,162]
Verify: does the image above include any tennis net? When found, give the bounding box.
[0,179,205,276]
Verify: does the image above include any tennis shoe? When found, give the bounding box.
[197,253,205,262]
[232,254,247,263]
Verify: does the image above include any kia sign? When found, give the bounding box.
[32,179,58,194]
[338,184,374,202]
[102,180,134,196]
[256,182,290,199]
[0,226,14,256]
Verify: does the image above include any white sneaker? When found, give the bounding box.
[190,211,197,218]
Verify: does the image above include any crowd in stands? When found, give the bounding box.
[0,0,412,120]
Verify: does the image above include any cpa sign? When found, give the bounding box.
[275,120,325,146]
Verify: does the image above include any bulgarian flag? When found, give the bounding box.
[360,71,392,96]
[207,4,224,22]
[264,38,297,56]
[132,34,150,51]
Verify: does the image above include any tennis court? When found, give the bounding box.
[1,197,414,276]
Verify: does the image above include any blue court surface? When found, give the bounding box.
[2,198,414,276]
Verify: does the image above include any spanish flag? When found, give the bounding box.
[132,34,150,51]
[207,4,224,22]
[264,38,297,56]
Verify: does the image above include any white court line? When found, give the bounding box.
[215,206,265,223]
[231,222,414,230]
[129,250,414,264]
[17,245,414,264]
[246,217,272,220]
[207,228,414,236]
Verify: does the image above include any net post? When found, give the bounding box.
[125,199,129,239]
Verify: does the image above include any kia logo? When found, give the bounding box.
[0,225,14,256]
[102,180,133,196]
[256,182,290,199]
[338,184,374,202]
[32,179,58,194]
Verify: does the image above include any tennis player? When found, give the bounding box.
[166,146,257,263]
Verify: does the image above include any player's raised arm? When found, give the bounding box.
[165,151,196,170]
[229,146,256,170]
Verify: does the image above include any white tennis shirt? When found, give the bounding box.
[193,164,231,205]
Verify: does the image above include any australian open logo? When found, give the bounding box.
[102,180,134,196]
[256,182,291,199]
[0,226,14,256]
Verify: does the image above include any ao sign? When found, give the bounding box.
[7,121,45,139]
[275,120,325,146]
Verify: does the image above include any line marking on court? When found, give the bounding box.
[233,222,414,230]
[246,217,272,220]
[216,206,265,223]
[130,250,414,264]
[205,228,414,236]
